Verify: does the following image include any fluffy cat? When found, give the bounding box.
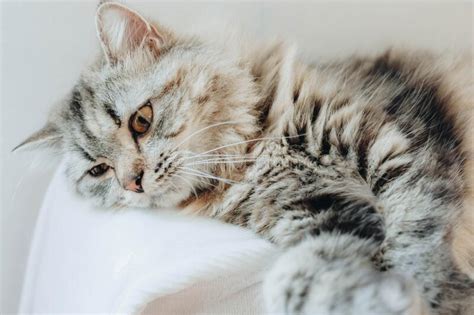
[16,2,473,314]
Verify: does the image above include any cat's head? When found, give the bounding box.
[15,2,260,208]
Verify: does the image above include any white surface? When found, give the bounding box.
[1,1,472,313]
[20,162,276,314]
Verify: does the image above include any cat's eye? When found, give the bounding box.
[88,163,110,177]
[130,102,153,135]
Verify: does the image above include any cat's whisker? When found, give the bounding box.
[179,171,235,186]
[186,158,256,164]
[178,167,237,184]
[185,159,256,167]
[194,134,306,157]
[172,121,242,151]
[185,156,256,163]
[172,173,199,199]
[176,170,218,188]
[181,153,253,161]
[166,177,181,193]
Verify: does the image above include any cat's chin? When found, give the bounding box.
[122,189,191,210]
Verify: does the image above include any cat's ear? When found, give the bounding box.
[12,123,63,152]
[95,2,164,64]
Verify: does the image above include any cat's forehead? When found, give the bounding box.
[83,58,186,109]
[85,45,216,93]
[90,68,155,105]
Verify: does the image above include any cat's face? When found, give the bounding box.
[16,2,259,208]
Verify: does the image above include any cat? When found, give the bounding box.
[15,2,473,314]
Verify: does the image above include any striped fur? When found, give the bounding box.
[17,3,473,314]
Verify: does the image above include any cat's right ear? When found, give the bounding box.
[12,123,63,152]
[95,2,166,65]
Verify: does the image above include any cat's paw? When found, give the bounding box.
[350,272,417,315]
[263,239,418,315]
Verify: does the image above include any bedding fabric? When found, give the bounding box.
[19,162,277,314]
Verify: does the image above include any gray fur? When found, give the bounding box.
[17,3,473,314]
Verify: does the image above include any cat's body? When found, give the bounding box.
[198,51,473,314]
[17,2,473,314]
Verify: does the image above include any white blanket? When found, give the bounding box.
[20,163,278,314]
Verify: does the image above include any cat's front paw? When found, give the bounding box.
[350,273,417,315]
[263,239,418,315]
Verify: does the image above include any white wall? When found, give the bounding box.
[1,1,471,313]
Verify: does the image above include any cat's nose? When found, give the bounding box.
[124,171,144,193]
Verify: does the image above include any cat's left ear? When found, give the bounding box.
[95,2,165,64]
[12,123,63,152]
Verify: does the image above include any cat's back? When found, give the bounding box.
[314,49,470,147]
[248,49,474,312]
[292,50,471,168]
[291,49,474,278]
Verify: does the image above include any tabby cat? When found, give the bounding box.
[16,2,473,314]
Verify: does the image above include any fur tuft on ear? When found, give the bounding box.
[95,2,164,64]
[12,123,63,152]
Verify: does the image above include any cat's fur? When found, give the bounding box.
[17,2,473,314]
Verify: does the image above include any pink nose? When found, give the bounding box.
[124,172,144,193]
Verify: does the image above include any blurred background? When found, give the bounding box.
[1,0,472,313]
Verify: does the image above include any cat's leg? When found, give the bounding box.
[214,151,433,314]
[375,174,474,314]
[263,234,423,315]
[254,187,424,315]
